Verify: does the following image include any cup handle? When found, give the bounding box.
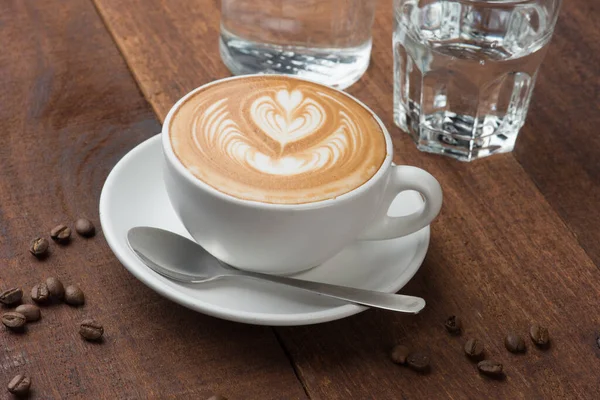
[358,166,443,240]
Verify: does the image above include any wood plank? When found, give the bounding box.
[94,0,600,398]
[94,0,228,119]
[514,0,600,266]
[0,1,307,398]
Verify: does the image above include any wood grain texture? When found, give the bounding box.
[0,1,307,399]
[93,0,600,398]
[514,0,600,266]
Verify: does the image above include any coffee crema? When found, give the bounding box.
[168,76,387,204]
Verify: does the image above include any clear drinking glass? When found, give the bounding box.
[220,0,377,90]
[393,0,561,161]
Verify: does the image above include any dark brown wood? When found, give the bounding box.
[0,1,307,398]
[0,0,593,397]
[92,0,600,398]
[514,0,600,266]
[93,0,228,120]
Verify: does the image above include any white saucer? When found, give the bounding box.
[99,135,429,326]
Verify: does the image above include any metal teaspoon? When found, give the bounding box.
[127,227,425,314]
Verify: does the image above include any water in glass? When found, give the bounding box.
[220,0,377,90]
[393,0,561,161]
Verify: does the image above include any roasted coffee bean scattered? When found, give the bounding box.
[29,237,49,257]
[530,324,550,347]
[15,304,41,322]
[31,283,50,304]
[79,319,104,341]
[64,285,85,306]
[464,338,484,360]
[207,396,228,400]
[0,288,23,306]
[46,277,65,299]
[390,344,411,365]
[75,218,95,237]
[477,360,504,377]
[2,312,26,330]
[7,374,31,397]
[505,333,526,353]
[50,224,71,244]
[406,352,430,372]
[444,315,462,335]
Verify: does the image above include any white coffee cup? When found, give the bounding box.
[162,76,442,275]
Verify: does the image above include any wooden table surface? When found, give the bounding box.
[1,0,599,398]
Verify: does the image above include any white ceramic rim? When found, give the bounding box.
[161,74,394,211]
[100,135,430,325]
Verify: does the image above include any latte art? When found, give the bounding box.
[199,94,359,177]
[169,76,386,204]
[250,89,325,148]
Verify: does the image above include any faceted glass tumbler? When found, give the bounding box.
[393,0,562,161]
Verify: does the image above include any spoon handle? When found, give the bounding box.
[234,270,425,314]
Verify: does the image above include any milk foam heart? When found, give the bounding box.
[169,76,386,204]
[250,90,324,146]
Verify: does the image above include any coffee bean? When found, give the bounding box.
[50,224,71,243]
[464,338,484,360]
[29,237,49,258]
[406,351,430,372]
[46,277,65,299]
[444,315,462,335]
[207,396,228,400]
[390,344,410,365]
[64,285,85,306]
[75,218,95,237]
[530,324,550,347]
[7,374,31,397]
[2,312,26,330]
[79,319,104,341]
[15,304,41,322]
[0,288,23,306]
[505,333,526,353]
[31,283,50,304]
[477,360,504,377]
